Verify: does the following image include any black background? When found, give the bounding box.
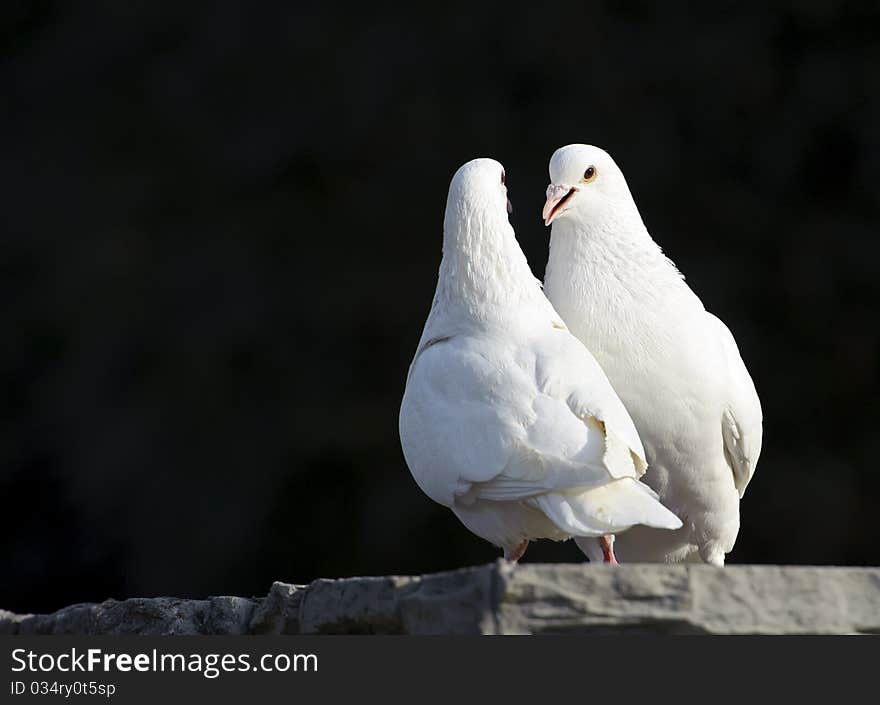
[2,1,878,613]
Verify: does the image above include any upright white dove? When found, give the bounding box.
[542,144,763,566]
[399,157,681,563]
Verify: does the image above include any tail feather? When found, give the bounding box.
[530,478,682,538]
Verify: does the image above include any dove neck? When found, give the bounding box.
[547,207,689,302]
[544,206,699,352]
[436,213,543,321]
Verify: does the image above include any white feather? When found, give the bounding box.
[399,158,681,556]
[543,144,764,566]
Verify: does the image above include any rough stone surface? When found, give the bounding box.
[3,564,878,635]
[0,596,258,636]
[249,582,305,635]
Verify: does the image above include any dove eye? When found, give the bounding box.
[583,166,596,182]
[501,170,506,185]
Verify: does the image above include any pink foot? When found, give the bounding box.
[600,535,619,565]
[504,539,529,562]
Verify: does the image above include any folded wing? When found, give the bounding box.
[708,313,763,497]
[399,331,680,535]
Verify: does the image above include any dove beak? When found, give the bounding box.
[542,184,578,226]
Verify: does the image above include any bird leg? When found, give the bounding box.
[600,535,619,565]
[504,539,529,562]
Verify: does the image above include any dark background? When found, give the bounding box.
[2,1,878,613]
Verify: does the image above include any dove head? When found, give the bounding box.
[445,158,512,236]
[542,144,634,227]
[435,158,541,313]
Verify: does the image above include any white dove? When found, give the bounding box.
[399,157,681,563]
[542,144,763,566]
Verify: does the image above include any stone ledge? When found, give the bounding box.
[3,563,878,635]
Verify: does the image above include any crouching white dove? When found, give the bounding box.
[542,144,763,566]
[399,158,681,563]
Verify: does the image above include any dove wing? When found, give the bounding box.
[399,333,626,508]
[708,313,763,497]
[532,325,649,476]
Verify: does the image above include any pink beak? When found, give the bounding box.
[542,184,578,226]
